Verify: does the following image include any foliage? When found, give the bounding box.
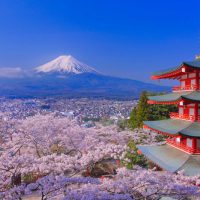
[135,91,149,127]
[129,107,138,129]
[148,104,177,121]
[117,119,129,130]
[122,140,146,169]
[155,133,167,142]
[129,91,177,129]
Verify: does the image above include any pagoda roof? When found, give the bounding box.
[148,91,200,104]
[153,66,180,77]
[144,119,200,137]
[152,60,200,79]
[184,60,200,68]
[137,144,200,176]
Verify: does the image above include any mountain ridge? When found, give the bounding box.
[0,55,170,99]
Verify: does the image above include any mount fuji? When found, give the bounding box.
[35,55,99,75]
[0,55,170,99]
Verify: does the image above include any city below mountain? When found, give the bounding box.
[0,55,169,99]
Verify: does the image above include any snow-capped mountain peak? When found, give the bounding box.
[35,55,99,74]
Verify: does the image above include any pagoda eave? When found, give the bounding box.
[137,144,200,176]
[147,91,200,105]
[144,119,200,138]
[151,69,182,80]
[147,100,179,105]
[151,62,200,80]
[143,124,179,137]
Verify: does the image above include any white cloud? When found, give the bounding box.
[0,67,24,78]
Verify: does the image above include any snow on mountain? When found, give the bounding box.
[35,55,99,74]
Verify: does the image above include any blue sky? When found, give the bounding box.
[0,0,200,84]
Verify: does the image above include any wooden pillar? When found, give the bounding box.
[194,103,198,121]
[196,70,199,90]
[192,138,197,152]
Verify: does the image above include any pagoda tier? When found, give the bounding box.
[138,144,200,176]
[144,119,200,154]
[152,60,200,80]
[144,119,199,137]
[148,91,200,104]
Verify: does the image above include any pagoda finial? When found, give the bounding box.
[195,54,200,60]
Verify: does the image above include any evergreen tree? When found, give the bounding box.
[129,91,149,129]
[122,140,146,169]
[136,91,149,127]
[128,91,177,129]
[129,107,138,129]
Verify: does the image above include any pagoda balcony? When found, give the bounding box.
[170,112,196,121]
[172,84,198,92]
[167,139,200,154]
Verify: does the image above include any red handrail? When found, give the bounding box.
[170,112,195,121]
[167,139,200,154]
[172,84,198,92]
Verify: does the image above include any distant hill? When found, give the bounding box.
[0,55,170,100]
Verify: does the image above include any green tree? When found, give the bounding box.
[122,140,146,169]
[136,91,149,127]
[117,119,129,130]
[128,91,177,129]
[129,107,138,129]
[148,104,177,120]
[129,91,149,129]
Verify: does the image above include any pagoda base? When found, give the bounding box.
[137,144,200,176]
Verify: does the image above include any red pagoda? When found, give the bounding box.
[138,55,200,176]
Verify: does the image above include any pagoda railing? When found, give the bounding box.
[170,112,195,121]
[172,84,198,92]
[167,139,200,154]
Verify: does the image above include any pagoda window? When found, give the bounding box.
[189,73,196,78]
[186,138,193,148]
[197,139,200,150]
[188,103,195,106]
[181,74,187,79]
[191,79,196,86]
[189,108,194,116]
[181,81,185,88]
[179,107,183,115]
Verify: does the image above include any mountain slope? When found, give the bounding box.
[0,73,170,99]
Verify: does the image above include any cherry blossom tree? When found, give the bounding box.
[0,113,199,200]
[0,114,129,192]
[1,168,200,200]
